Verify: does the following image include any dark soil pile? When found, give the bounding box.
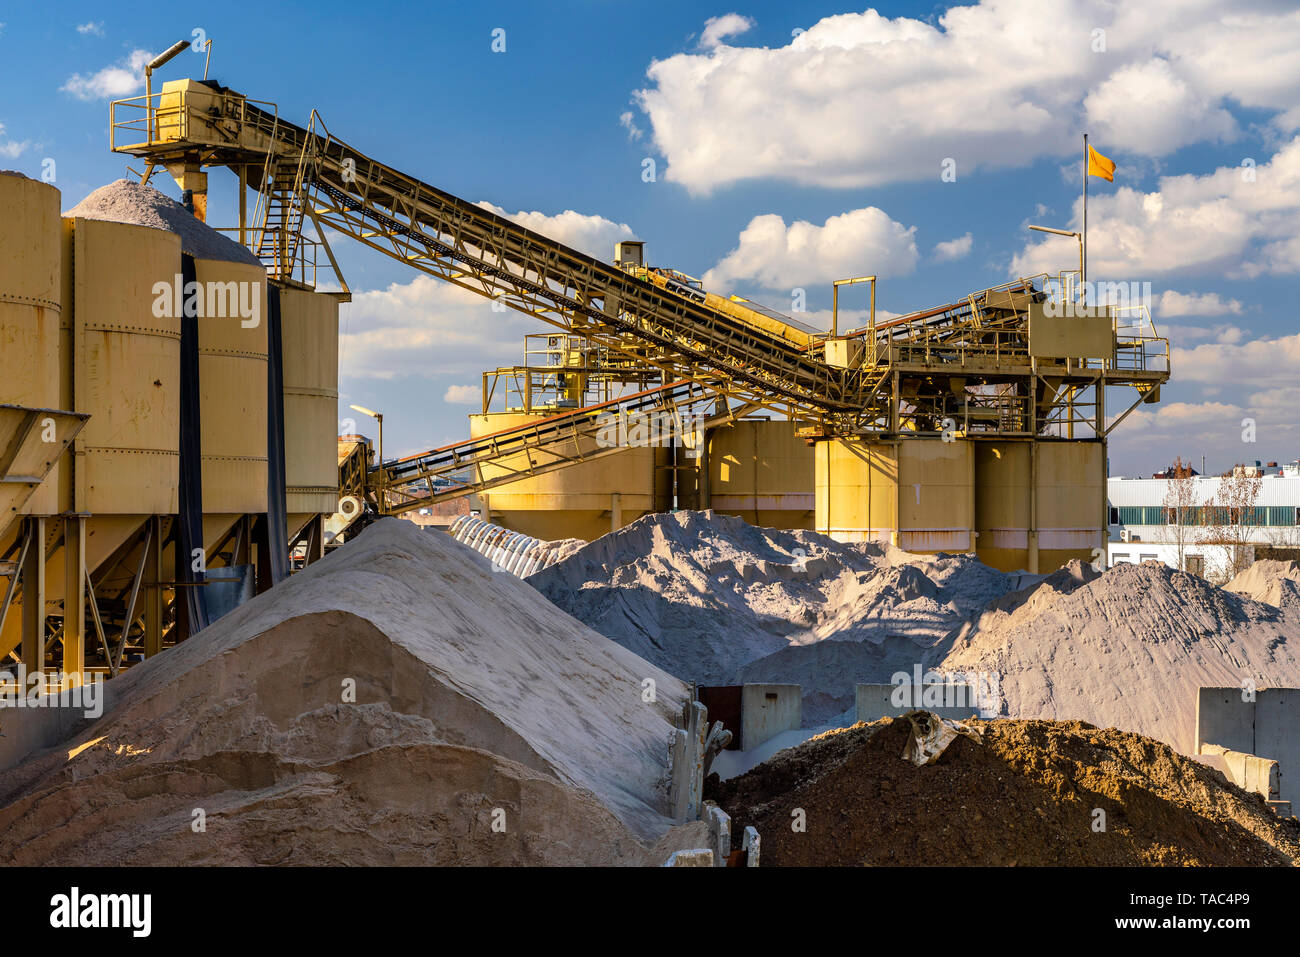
[706,717,1300,866]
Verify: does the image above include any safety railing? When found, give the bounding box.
[109,91,279,152]
[1112,303,1170,374]
[214,228,319,288]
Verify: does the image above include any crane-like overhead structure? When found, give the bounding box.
[110,77,1169,519]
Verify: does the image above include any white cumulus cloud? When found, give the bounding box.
[442,384,480,404]
[1011,136,1300,280]
[703,207,919,293]
[76,22,105,37]
[630,1,1300,193]
[476,201,635,261]
[618,111,643,140]
[61,49,151,101]
[340,275,533,381]
[0,122,29,159]
[1084,58,1236,156]
[1155,290,1243,318]
[933,233,973,262]
[700,13,753,49]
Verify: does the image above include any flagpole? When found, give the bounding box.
[1082,132,1088,300]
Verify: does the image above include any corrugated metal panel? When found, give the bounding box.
[1109,476,1300,507]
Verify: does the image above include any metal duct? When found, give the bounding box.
[446,516,567,578]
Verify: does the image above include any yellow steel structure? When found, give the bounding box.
[107,73,1170,569]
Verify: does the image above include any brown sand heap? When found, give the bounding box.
[1225,559,1300,609]
[65,179,262,266]
[531,510,1033,718]
[937,561,1300,753]
[708,716,1300,866]
[0,519,691,865]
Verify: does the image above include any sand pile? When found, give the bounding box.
[535,514,1300,748]
[1226,559,1300,608]
[65,179,261,265]
[708,717,1300,866]
[0,519,691,865]
[531,510,1027,717]
[530,510,882,685]
[937,561,1300,753]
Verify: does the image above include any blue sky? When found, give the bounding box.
[3,1,1300,476]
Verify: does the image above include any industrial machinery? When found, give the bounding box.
[107,68,1170,573]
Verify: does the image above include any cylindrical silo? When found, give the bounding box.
[195,256,268,550]
[0,173,63,519]
[815,436,975,553]
[705,419,813,529]
[68,216,184,577]
[974,440,1031,571]
[277,285,340,540]
[468,410,657,541]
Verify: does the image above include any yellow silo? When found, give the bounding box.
[0,174,63,664]
[705,420,813,529]
[815,437,975,553]
[195,257,269,550]
[974,440,1031,571]
[1035,440,1105,569]
[468,410,658,541]
[971,439,1104,572]
[67,216,182,572]
[277,285,340,539]
[0,174,62,519]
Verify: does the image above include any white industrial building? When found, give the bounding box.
[1107,461,1300,580]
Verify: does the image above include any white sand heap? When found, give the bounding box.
[931,560,1300,753]
[1225,559,1300,609]
[0,519,691,865]
[65,179,262,266]
[533,513,1300,751]
[530,510,1038,721]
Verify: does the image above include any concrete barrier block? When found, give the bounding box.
[705,802,731,867]
[856,683,980,723]
[669,699,708,822]
[740,683,801,751]
[1196,686,1300,804]
[742,826,761,867]
[1195,687,1255,755]
[663,848,714,867]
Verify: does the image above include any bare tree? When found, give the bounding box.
[1160,456,1198,572]
[1200,466,1263,583]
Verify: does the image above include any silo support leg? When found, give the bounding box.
[143,516,164,658]
[62,516,85,680]
[303,515,324,566]
[20,517,45,675]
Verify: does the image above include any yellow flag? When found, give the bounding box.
[1088,144,1116,182]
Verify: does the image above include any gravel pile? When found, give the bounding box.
[709,716,1300,866]
[65,179,262,265]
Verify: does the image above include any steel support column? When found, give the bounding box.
[20,516,45,674]
[62,515,86,679]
